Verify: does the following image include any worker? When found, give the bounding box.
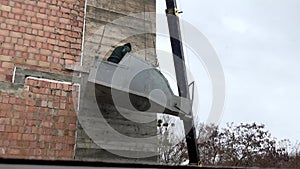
[107,43,132,64]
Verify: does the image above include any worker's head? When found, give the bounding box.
[124,43,132,51]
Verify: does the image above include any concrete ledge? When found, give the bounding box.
[14,67,75,84]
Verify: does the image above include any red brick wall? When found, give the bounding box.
[0,0,85,82]
[0,0,85,160]
[0,78,78,159]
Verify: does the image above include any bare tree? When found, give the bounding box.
[157,115,188,165]
[197,122,299,168]
[158,121,300,168]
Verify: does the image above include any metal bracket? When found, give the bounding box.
[165,8,182,16]
[188,81,195,106]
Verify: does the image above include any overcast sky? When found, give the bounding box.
[156,0,300,143]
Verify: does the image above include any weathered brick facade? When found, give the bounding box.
[0,0,84,160]
[0,77,78,159]
[0,0,84,76]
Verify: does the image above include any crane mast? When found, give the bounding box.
[165,0,200,165]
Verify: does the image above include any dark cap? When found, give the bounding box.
[124,43,131,50]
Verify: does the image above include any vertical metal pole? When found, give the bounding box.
[165,0,199,165]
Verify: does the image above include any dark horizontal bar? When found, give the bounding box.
[0,158,232,169]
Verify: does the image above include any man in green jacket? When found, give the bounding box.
[107,43,132,64]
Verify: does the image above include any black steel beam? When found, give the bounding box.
[165,0,200,165]
[0,158,224,169]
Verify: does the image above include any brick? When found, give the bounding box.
[37,2,47,8]
[48,44,54,51]
[8,13,15,19]
[43,25,53,32]
[48,16,58,22]
[8,1,15,6]
[65,36,76,43]
[29,41,36,47]
[15,2,21,7]
[1,11,8,18]
[22,134,35,141]
[36,42,42,48]
[11,7,23,14]
[59,59,65,65]
[0,125,5,131]
[58,110,68,116]
[13,105,25,112]
[15,14,21,20]
[17,38,23,45]
[36,36,46,42]
[15,45,27,52]
[0,118,10,124]
[2,43,14,49]
[24,34,35,40]
[9,50,15,56]
[38,30,44,36]
[0,23,6,29]
[19,26,25,32]
[40,55,47,61]
[43,19,49,26]
[24,10,35,16]
[42,43,47,49]
[37,13,47,19]
[40,49,51,55]
[59,35,65,41]
[0,111,6,117]
[71,10,78,15]
[58,41,69,48]
[47,100,54,108]
[49,5,59,11]
[0,55,12,61]
[59,18,70,24]
[28,47,38,53]
[71,43,81,49]
[41,121,52,128]
[65,59,75,65]
[8,148,20,155]
[41,100,47,107]
[26,99,35,106]
[12,119,24,126]
[60,6,70,13]
[27,106,38,113]
[39,61,50,67]
[19,21,30,27]
[37,18,43,24]
[25,59,38,66]
[5,125,12,132]
[2,61,14,68]
[44,31,50,37]
[11,37,17,43]
[0,5,11,12]
[24,39,30,46]
[0,74,6,81]
[63,53,73,59]
[50,33,56,39]
[32,23,43,30]
[0,29,9,36]
[10,31,22,38]
[6,19,18,25]
[26,120,38,127]
[33,6,39,12]
[45,8,51,15]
